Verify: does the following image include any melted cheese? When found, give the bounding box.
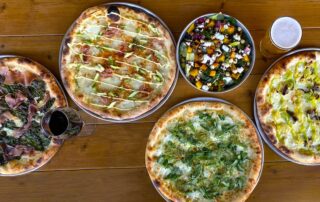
[266,57,320,154]
[63,7,176,114]
[151,110,254,201]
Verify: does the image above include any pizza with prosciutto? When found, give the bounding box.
[0,56,67,175]
[60,4,177,120]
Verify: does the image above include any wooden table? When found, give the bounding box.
[0,0,319,201]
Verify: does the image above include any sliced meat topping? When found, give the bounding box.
[13,104,37,138]
[5,91,27,109]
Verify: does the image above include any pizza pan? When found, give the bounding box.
[149,97,264,201]
[253,47,320,166]
[176,13,256,94]
[0,55,68,176]
[59,2,178,123]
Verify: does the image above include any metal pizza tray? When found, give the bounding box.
[0,55,68,176]
[253,47,320,166]
[149,97,264,201]
[59,2,179,123]
[176,13,256,94]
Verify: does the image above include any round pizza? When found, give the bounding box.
[256,50,320,164]
[60,4,177,120]
[146,101,263,202]
[0,56,67,175]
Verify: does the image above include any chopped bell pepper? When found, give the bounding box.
[217,55,225,62]
[231,73,240,79]
[187,23,195,33]
[209,70,216,77]
[227,26,235,34]
[195,81,202,89]
[189,69,199,77]
[200,64,208,71]
[243,54,249,62]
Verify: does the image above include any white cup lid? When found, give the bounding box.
[271,17,302,49]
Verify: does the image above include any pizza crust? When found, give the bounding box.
[256,50,320,164]
[60,4,177,120]
[146,101,263,202]
[0,56,67,175]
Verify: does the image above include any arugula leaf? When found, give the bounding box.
[0,131,19,146]
[0,147,7,165]
[19,121,50,151]
[11,102,29,124]
[164,167,182,180]
[0,120,18,130]
[0,98,9,113]
[1,83,26,94]
[39,98,55,113]
[28,79,46,100]
[226,16,237,25]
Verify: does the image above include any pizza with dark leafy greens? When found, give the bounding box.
[0,57,67,175]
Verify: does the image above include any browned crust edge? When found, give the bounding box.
[145,101,263,202]
[60,5,177,120]
[0,56,67,175]
[256,50,320,164]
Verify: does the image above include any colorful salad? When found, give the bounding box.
[178,13,253,92]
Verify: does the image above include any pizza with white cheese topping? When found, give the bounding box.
[256,50,320,164]
[60,4,177,120]
[146,101,262,201]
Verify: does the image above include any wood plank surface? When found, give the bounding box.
[0,162,319,202]
[0,0,319,202]
[39,123,282,171]
[0,0,320,35]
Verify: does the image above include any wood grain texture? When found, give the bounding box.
[0,0,320,35]
[0,162,319,202]
[39,123,281,171]
[0,0,320,201]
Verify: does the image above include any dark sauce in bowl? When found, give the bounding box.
[49,111,68,136]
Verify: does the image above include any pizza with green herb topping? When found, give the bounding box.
[0,56,67,175]
[60,4,176,120]
[146,101,262,201]
[256,50,320,164]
